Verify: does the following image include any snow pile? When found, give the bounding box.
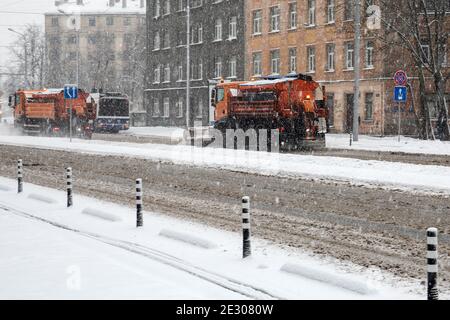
[159,229,218,249]
[281,263,373,295]
[1,134,450,194]
[327,134,450,156]
[81,207,122,222]
[121,126,186,140]
[0,177,422,299]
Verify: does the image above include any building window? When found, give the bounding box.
[164,64,170,82]
[253,10,262,35]
[326,93,334,126]
[289,48,297,73]
[191,0,203,8]
[154,0,161,17]
[88,35,97,45]
[153,31,160,50]
[190,23,203,44]
[289,2,297,29]
[326,43,335,71]
[177,64,184,81]
[176,96,184,118]
[106,16,114,26]
[67,35,77,44]
[307,0,316,26]
[123,17,131,26]
[270,49,280,74]
[229,56,237,78]
[270,6,280,32]
[163,30,170,48]
[163,97,170,118]
[163,0,171,15]
[153,98,160,117]
[307,46,315,72]
[88,17,96,27]
[365,93,374,120]
[421,44,430,64]
[229,16,237,39]
[253,52,262,76]
[214,57,222,78]
[197,60,203,79]
[190,59,202,80]
[214,18,222,41]
[345,42,354,69]
[197,98,203,119]
[365,40,374,68]
[344,0,354,21]
[327,0,335,23]
[178,0,186,11]
[51,17,59,26]
[440,44,448,67]
[153,65,161,83]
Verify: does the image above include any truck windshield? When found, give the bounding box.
[243,91,275,102]
[217,88,225,102]
[99,98,129,117]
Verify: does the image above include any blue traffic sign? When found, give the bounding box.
[394,86,407,102]
[64,85,78,100]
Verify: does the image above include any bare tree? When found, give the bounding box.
[119,23,146,111]
[374,0,450,140]
[7,24,47,90]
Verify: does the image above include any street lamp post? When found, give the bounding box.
[8,28,28,89]
[353,0,361,142]
[57,9,80,87]
[58,8,81,143]
[186,2,191,130]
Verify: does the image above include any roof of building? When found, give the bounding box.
[45,0,146,16]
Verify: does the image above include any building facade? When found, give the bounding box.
[145,0,245,127]
[45,0,146,111]
[245,0,449,136]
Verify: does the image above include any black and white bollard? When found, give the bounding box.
[66,167,73,207]
[427,227,439,300]
[349,132,353,146]
[17,159,23,193]
[136,179,143,227]
[242,196,251,258]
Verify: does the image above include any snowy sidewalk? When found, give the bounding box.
[1,134,450,195]
[0,177,421,299]
[327,134,450,156]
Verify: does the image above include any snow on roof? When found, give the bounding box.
[46,0,146,15]
[240,77,295,87]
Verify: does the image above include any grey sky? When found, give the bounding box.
[0,0,55,74]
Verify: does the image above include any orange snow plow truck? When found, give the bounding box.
[9,88,96,138]
[211,74,329,150]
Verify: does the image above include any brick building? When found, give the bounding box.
[145,0,245,127]
[245,0,449,136]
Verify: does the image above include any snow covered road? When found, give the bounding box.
[0,134,449,194]
[0,177,421,299]
[0,208,246,300]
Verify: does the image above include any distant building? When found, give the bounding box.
[245,0,449,136]
[145,0,246,127]
[45,0,146,111]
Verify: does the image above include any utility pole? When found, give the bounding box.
[76,28,80,87]
[186,1,191,129]
[353,0,361,141]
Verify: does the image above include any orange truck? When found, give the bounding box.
[9,88,96,138]
[211,73,329,150]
